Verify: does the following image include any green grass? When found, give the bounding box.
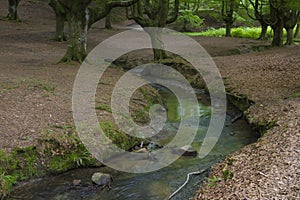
[95,104,112,113]
[184,26,298,40]
[287,91,300,99]
[184,27,274,39]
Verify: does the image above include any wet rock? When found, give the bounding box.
[132,147,148,153]
[91,172,113,190]
[72,179,81,186]
[174,145,197,157]
[229,131,236,136]
[147,142,162,150]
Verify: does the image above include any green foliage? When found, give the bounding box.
[222,169,234,181]
[95,104,112,113]
[0,147,40,197]
[287,91,300,99]
[175,9,204,31]
[205,175,220,187]
[48,143,95,174]
[16,147,39,179]
[185,27,273,39]
[0,173,17,198]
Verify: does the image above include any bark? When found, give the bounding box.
[283,10,299,45]
[225,23,232,37]
[222,0,235,37]
[49,0,66,41]
[89,0,139,28]
[127,0,179,61]
[285,28,294,45]
[271,19,284,46]
[258,23,268,40]
[55,13,66,41]
[59,1,91,63]
[295,24,300,39]
[145,28,167,61]
[269,0,284,47]
[105,12,112,29]
[58,0,137,63]
[7,0,21,21]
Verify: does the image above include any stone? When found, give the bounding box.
[132,147,148,153]
[178,145,197,157]
[91,172,113,190]
[72,179,81,186]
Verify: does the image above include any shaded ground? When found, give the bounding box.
[0,0,299,199]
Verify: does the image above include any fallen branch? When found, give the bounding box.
[168,168,208,199]
[231,112,243,124]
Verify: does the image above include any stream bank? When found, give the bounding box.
[195,46,300,199]
[10,81,259,199]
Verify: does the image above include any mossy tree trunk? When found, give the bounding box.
[59,0,91,63]
[241,1,271,40]
[57,0,139,63]
[49,0,66,41]
[283,10,299,45]
[105,12,112,29]
[221,0,235,37]
[295,23,300,39]
[258,22,268,40]
[127,0,179,61]
[269,0,284,47]
[7,0,21,21]
[269,0,299,46]
[285,28,294,45]
[271,19,284,46]
[145,28,167,61]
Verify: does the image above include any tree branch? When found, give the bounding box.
[166,0,179,24]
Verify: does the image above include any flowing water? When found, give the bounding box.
[11,87,258,200]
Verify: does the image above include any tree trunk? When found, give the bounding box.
[258,23,268,40]
[61,10,87,63]
[49,0,66,41]
[285,28,294,45]
[145,28,167,61]
[294,24,300,39]
[225,23,231,37]
[271,19,284,46]
[7,0,21,21]
[54,13,66,41]
[105,12,112,29]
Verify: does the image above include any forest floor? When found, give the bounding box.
[0,0,299,199]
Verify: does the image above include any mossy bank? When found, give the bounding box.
[0,79,161,199]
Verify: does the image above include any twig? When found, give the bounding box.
[168,168,208,199]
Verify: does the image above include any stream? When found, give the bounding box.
[11,86,258,200]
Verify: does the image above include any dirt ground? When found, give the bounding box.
[0,0,299,199]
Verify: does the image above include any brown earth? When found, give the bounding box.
[0,0,299,199]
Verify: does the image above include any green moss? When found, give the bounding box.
[227,92,253,112]
[48,143,97,174]
[100,122,141,150]
[253,120,277,137]
[0,128,99,198]
[227,91,277,137]
[0,147,40,197]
